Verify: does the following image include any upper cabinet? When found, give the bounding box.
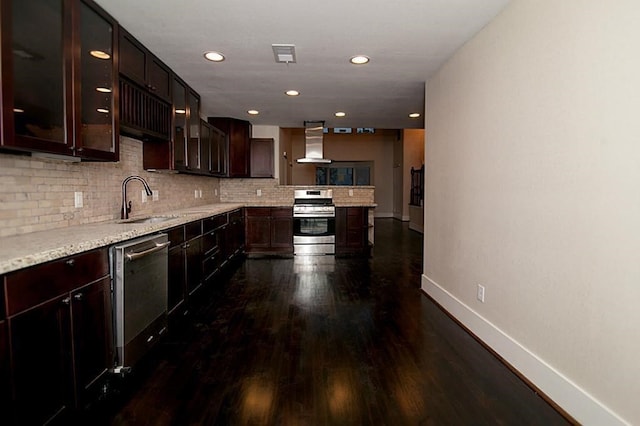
[118,29,171,102]
[0,0,118,161]
[118,28,171,141]
[208,117,251,178]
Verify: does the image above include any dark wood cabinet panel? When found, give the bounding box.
[0,319,9,423]
[271,216,293,250]
[246,215,271,250]
[4,247,112,424]
[186,235,203,296]
[118,28,171,102]
[168,244,186,316]
[5,248,109,317]
[336,207,369,256]
[9,294,72,425]
[250,138,274,178]
[70,277,113,406]
[1,0,118,160]
[245,207,292,254]
[207,117,251,178]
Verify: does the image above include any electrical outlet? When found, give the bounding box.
[214,188,218,196]
[194,189,199,199]
[141,190,148,203]
[256,189,262,196]
[152,190,159,201]
[198,189,203,198]
[477,284,485,303]
[349,189,354,196]
[74,192,83,208]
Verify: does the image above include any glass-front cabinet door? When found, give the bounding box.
[172,77,188,170]
[0,0,118,160]
[76,0,118,160]
[3,0,68,153]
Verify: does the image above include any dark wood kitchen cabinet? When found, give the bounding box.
[1,0,119,161]
[0,285,8,421]
[207,117,251,177]
[118,28,172,142]
[3,248,112,425]
[119,28,171,102]
[336,207,370,256]
[245,207,293,255]
[143,77,201,173]
[250,138,275,178]
[167,226,188,320]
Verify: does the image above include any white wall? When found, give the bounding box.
[423,0,640,424]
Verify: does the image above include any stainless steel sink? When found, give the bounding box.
[118,215,179,224]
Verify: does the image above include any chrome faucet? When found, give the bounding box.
[121,176,153,220]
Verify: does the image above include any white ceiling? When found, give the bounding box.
[95,0,510,129]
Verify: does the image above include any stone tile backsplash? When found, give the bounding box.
[0,136,220,238]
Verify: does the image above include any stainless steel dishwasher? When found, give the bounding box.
[110,233,169,372]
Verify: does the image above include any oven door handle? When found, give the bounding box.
[126,241,170,261]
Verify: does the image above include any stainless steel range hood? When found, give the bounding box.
[297,120,332,164]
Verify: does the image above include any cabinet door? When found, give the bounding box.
[0,319,9,422]
[2,0,71,154]
[346,207,366,248]
[147,57,171,101]
[118,29,146,87]
[229,120,251,177]
[271,209,293,251]
[208,117,250,177]
[77,0,118,160]
[168,245,186,315]
[200,120,211,174]
[9,295,72,425]
[245,209,271,251]
[185,236,203,296]
[70,277,112,406]
[172,78,188,170]
[250,138,274,178]
[186,90,201,171]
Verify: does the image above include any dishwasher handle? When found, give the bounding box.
[126,241,171,261]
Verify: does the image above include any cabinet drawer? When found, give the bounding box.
[203,214,228,233]
[185,221,202,241]
[270,207,292,217]
[5,249,109,317]
[246,207,270,217]
[167,226,185,248]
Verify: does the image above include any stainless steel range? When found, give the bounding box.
[293,189,335,255]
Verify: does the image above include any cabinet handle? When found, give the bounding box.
[74,293,83,301]
[66,259,75,267]
[61,297,71,306]
[183,243,190,249]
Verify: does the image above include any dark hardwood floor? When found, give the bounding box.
[93,219,571,425]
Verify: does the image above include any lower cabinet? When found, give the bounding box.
[0,318,8,419]
[245,207,293,254]
[336,207,370,256]
[3,249,112,425]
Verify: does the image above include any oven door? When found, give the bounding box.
[293,216,335,237]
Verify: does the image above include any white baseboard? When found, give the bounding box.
[421,274,629,426]
[408,222,423,233]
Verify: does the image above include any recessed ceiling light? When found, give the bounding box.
[90,50,110,60]
[97,108,109,113]
[285,90,300,96]
[409,112,421,118]
[175,109,186,114]
[350,55,370,65]
[96,87,112,93]
[204,51,225,62]
[335,111,346,117]
[247,110,259,115]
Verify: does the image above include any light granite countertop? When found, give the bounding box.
[0,203,244,275]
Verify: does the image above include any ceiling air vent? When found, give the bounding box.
[272,44,296,64]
